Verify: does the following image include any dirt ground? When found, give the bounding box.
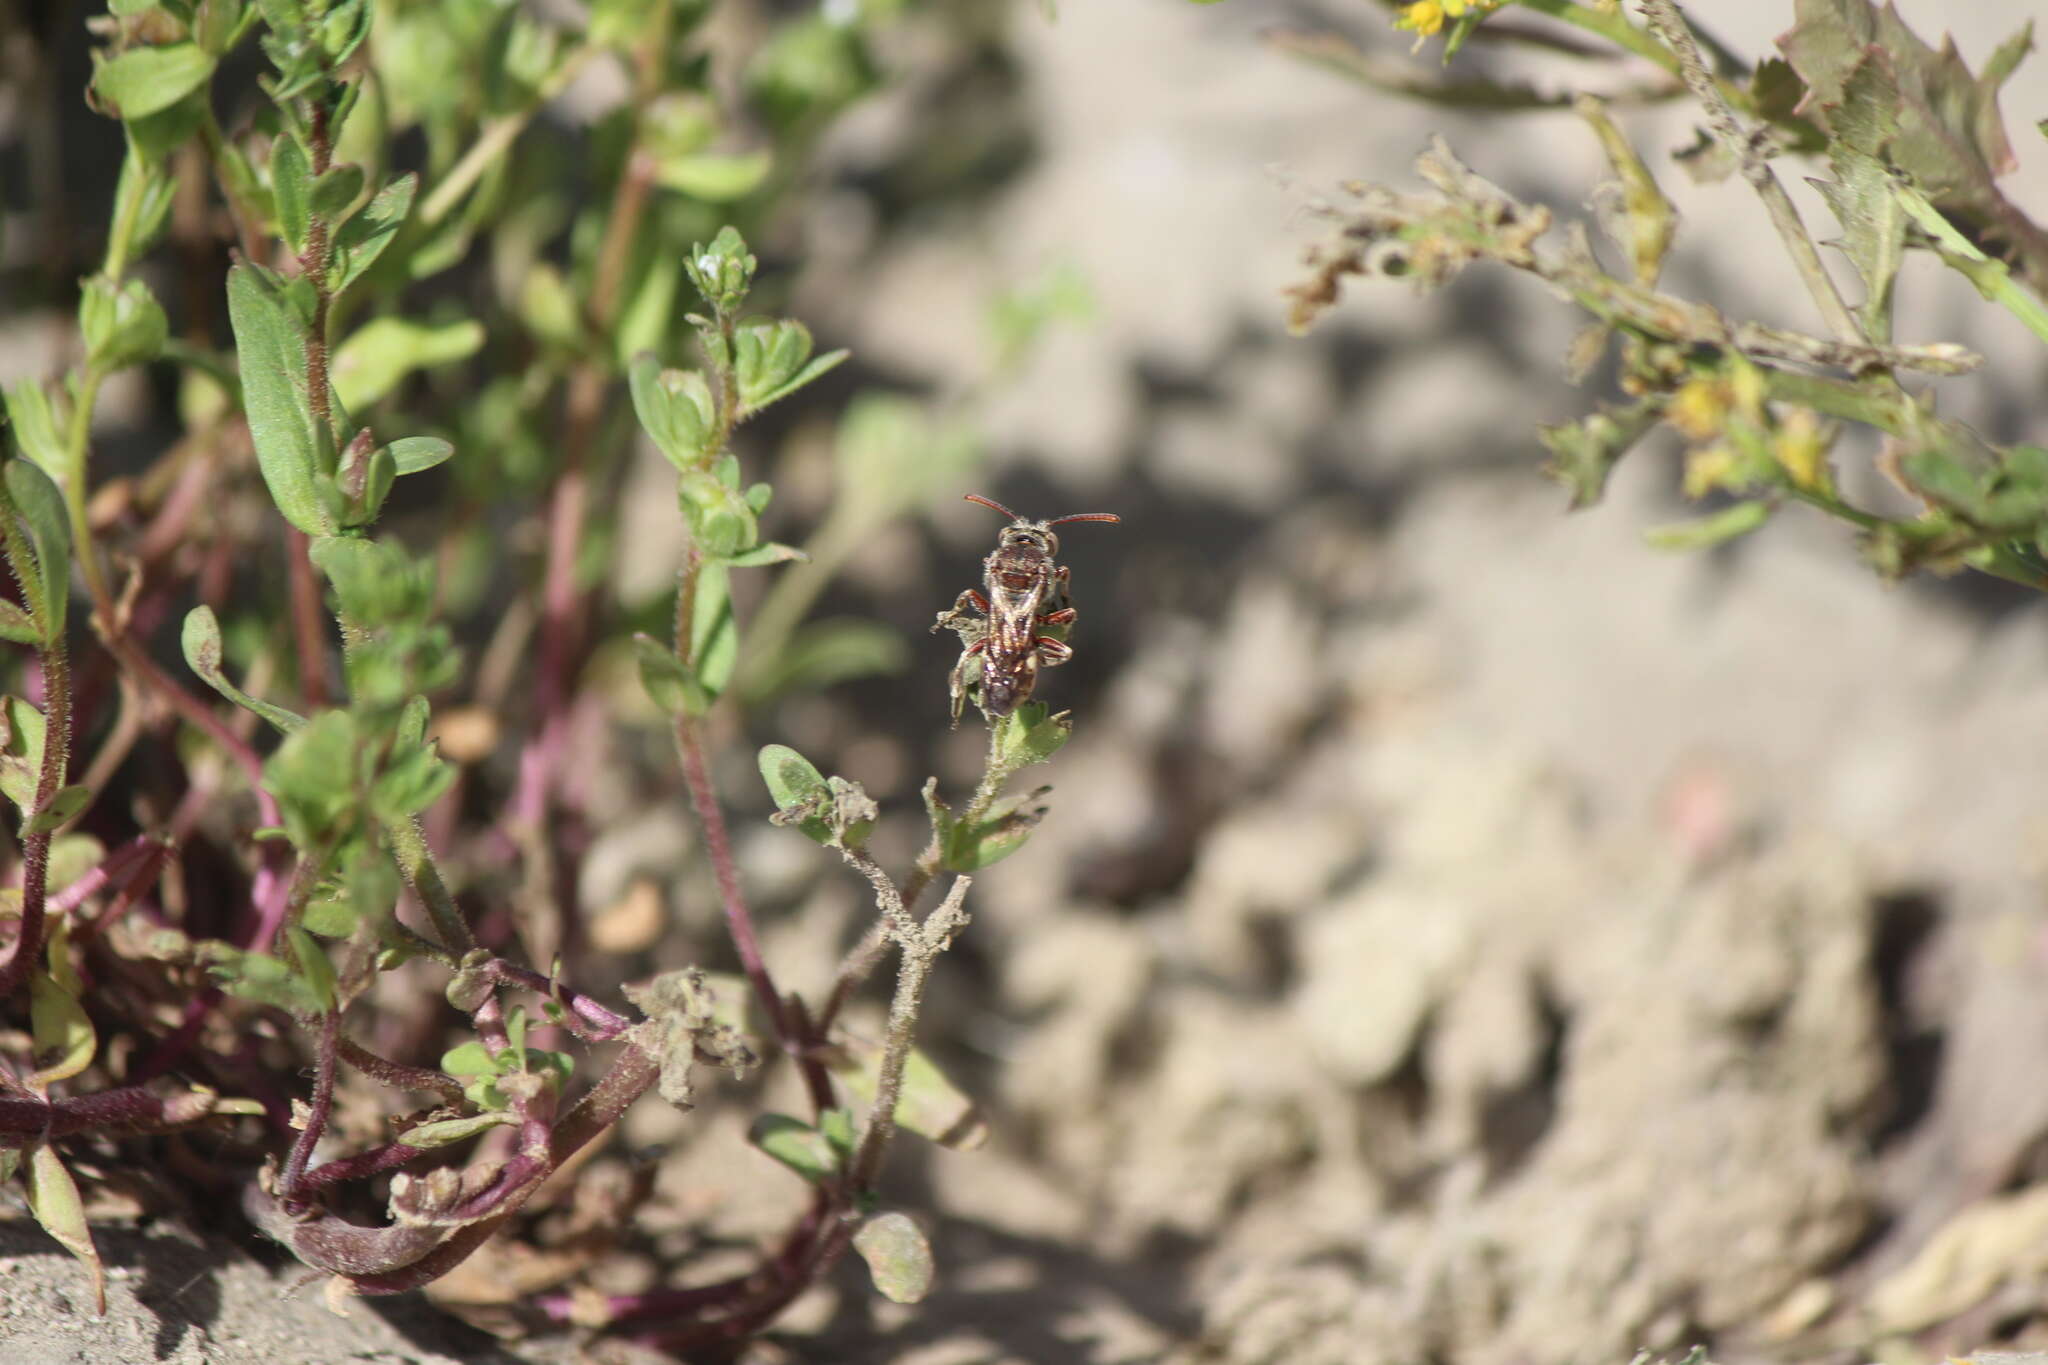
[11,2,2048,1362]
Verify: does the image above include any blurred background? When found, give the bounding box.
[10,1,2048,1362]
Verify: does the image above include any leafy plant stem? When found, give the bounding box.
[59,364,113,617]
[1635,0,1865,349]
[1895,184,2048,348]
[386,818,476,953]
[0,648,68,1000]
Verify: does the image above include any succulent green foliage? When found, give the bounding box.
[853,1211,935,1305]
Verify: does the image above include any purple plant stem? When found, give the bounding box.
[0,1085,230,1141]
[0,649,70,999]
[482,959,634,1042]
[337,1037,661,1296]
[279,1005,341,1208]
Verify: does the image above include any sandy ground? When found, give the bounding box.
[13,2,2048,1362]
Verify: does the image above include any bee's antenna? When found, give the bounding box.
[1045,512,1121,527]
[963,493,1022,521]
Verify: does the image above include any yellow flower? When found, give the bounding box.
[1666,378,1728,441]
[1684,445,1742,499]
[1395,2,1447,44]
[1771,408,1831,492]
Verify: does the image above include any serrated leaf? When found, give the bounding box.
[1813,150,1907,341]
[853,1211,934,1305]
[182,605,307,734]
[93,42,217,121]
[1779,1,2048,292]
[228,265,331,536]
[748,1112,838,1185]
[25,1144,104,1314]
[1538,397,1661,509]
[1643,499,1775,552]
[331,316,484,412]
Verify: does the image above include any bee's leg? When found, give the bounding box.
[1035,637,1074,667]
[932,588,990,636]
[1038,606,1077,627]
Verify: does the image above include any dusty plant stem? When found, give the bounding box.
[280,1004,342,1206]
[673,713,789,1045]
[842,853,971,1195]
[1634,0,1863,347]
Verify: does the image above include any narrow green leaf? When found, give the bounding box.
[5,458,72,642]
[24,785,92,835]
[330,173,417,294]
[270,134,312,256]
[0,600,38,645]
[398,1112,515,1148]
[92,43,217,121]
[285,925,336,1012]
[653,149,773,202]
[25,1145,105,1314]
[309,163,366,224]
[387,436,453,475]
[30,924,96,1085]
[635,633,709,716]
[745,348,850,414]
[854,1211,934,1305]
[227,265,331,535]
[1643,499,1775,552]
[748,1113,838,1185]
[331,316,484,412]
[181,605,307,734]
[3,380,70,479]
[691,560,737,698]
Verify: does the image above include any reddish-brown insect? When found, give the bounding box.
[933,493,1120,723]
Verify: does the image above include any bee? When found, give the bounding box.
[933,493,1120,724]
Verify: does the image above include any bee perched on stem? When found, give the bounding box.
[933,493,1120,725]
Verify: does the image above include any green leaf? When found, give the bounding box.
[398,1112,515,1148]
[0,600,38,645]
[853,1211,934,1305]
[653,149,772,202]
[196,939,323,1013]
[758,743,831,842]
[331,316,484,412]
[25,1144,105,1314]
[742,617,904,701]
[367,738,452,822]
[994,702,1071,769]
[182,605,307,734]
[386,436,454,475]
[1814,150,1909,341]
[285,924,336,1012]
[939,786,1049,873]
[78,274,168,371]
[678,468,759,559]
[745,348,848,414]
[1538,397,1661,510]
[310,163,366,224]
[690,560,737,699]
[270,134,312,256]
[228,264,331,536]
[1643,499,1775,552]
[23,785,92,835]
[440,1040,496,1078]
[723,541,805,569]
[5,458,72,642]
[628,355,716,470]
[92,43,218,121]
[262,710,361,848]
[30,921,96,1086]
[748,1112,839,1186]
[826,1039,988,1151]
[635,633,710,716]
[330,172,417,294]
[0,695,47,817]
[308,535,424,629]
[2,380,70,478]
